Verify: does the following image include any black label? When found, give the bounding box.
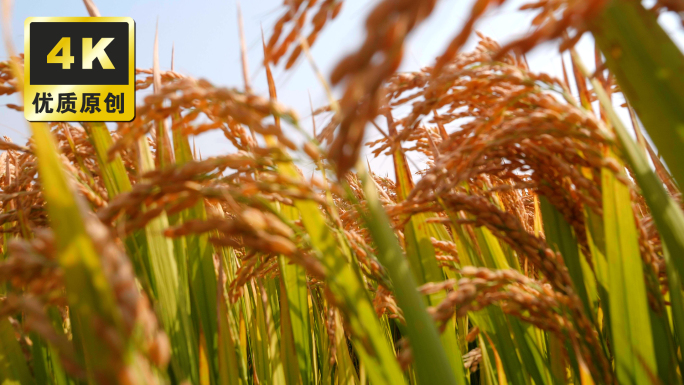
[30,22,129,85]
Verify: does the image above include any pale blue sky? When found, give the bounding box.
[2,0,683,173]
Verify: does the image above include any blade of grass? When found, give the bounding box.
[443,200,552,385]
[589,0,684,188]
[293,180,405,385]
[310,288,332,385]
[170,99,222,385]
[508,317,550,385]
[601,156,657,385]
[357,164,459,385]
[477,333,497,385]
[30,122,126,383]
[261,32,397,384]
[538,196,592,317]
[470,308,528,385]
[248,279,272,384]
[0,317,34,385]
[334,311,360,385]
[83,122,154,297]
[278,275,303,385]
[278,203,312,384]
[576,53,684,384]
[216,247,245,385]
[264,277,287,385]
[137,136,200,384]
[388,113,466,382]
[82,122,132,194]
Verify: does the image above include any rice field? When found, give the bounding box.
[2,0,684,384]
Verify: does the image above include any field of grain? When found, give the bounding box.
[2,0,684,384]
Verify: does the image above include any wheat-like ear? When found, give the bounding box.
[2,0,684,384]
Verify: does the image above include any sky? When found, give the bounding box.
[1,0,683,174]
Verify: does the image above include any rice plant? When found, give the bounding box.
[2,0,684,384]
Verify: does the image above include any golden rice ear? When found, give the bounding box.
[325,0,439,177]
[4,0,684,384]
[266,0,343,68]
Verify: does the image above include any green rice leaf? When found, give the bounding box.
[601,155,657,385]
[278,203,312,384]
[392,142,466,382]
[83,123,132,196]
[137,137,200,384]
[0,317,34,385]
[585,68,684,385]
[29,122,125,382]
[538,197,592,317]
[358,165,458,385]
[590,0,684,189]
